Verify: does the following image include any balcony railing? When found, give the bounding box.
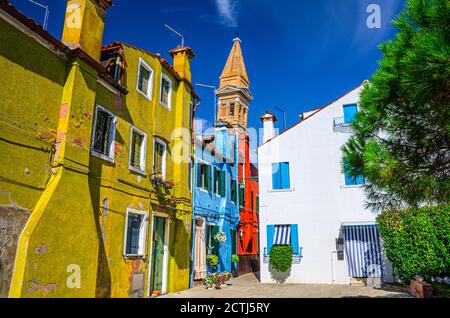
[263,247,303,264]
[333,116,353,132]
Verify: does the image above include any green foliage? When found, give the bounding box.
[269,245,293,273]
[342,0,450,212]
[207,254,219,268]
[377,205,450,283]
[232,254,239,263]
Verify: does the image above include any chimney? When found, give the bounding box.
[169,46,195,82]
[214,121,229,158]
[261,111,277,143]
[62,0,112,61]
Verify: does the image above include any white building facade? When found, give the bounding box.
[258,84,393,285]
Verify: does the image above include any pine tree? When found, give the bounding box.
[343,0,450,212]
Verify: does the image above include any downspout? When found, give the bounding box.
[189,98,200,289]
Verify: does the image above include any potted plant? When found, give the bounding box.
[207,254,219,273]
[269,245,293,273]
[231,254,239,278]
[152,176,177,207]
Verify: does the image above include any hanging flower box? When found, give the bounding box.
[214,231,227,243]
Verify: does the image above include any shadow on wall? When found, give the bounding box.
[269,264,292,284]
[171,218,190,271]
[88,156,112,298]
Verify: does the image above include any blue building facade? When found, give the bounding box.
[190,122,240,287]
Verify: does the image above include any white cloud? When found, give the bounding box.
[215,0,238,28]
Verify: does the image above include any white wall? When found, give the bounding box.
[258,85,390,285]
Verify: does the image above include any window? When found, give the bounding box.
[189,102,194,131]
[256,195,260,214]
[251,191,254,211]
[229,103,235,117]
[123,209,148,257]
[136,58,154,100]
[266,224,300,256]
[214,169,226,197]
[196,162,212,191]
[91,105,117,162]
[239,186,244,208]
[160,74,173,109]
[129,127,147,174]
[231,179,237,204]
[207,224,220,255]
[343,160,365,186]
[153,138,167,179]
[188,162,193,192]
[272,162,290,190]
[343,104,358,124]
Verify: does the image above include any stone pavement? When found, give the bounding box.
[162,273,412,298]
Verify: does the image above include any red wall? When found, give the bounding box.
[237,134,259,256]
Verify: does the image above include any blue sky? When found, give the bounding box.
[11,0,405,141]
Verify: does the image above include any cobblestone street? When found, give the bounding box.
[162,274,412,298]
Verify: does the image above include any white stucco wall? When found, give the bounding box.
[258,85,392,285]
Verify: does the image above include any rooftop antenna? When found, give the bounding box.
[164,24,185,47]
[195,83,218,126]
[274,106,287,132]
[28,0,49,31]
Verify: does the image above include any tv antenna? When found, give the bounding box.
[164,24,185,47]
[28,0,49,31]
[274,106,287,132]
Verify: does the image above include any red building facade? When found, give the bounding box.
[237,135,260,274]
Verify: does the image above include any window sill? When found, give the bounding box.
[91,149,115,164]
[268,188,295,193]
[159,102,171,111]
[341,184,366,189]
[129,166,147,176]
[123,254,146,260]
[137,89,152,101]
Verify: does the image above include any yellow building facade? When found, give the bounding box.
[0,0,197,298]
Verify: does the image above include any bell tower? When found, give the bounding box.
[216,36,253,133]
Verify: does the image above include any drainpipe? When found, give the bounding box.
[331,251,337,285]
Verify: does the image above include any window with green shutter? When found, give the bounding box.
[219,171,226,197]
[239,186,244,208]
[231,179,237,203]
[204,165,211,192]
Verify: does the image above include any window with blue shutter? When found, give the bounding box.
[290,224,299,255]
[272,162,290,190]
[266,225,274,255]
[343,104,358,124]
[344,160,365,186]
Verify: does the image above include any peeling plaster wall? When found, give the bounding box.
[0,207,30,298]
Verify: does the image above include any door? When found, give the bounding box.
[151,216,166,295]
[194,218,207,280]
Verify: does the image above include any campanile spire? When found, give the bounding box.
[216,37,253,132]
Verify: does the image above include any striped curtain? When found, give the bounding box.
[273,225,291,245]
[194,222,207,280]
[343,224,383,278]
